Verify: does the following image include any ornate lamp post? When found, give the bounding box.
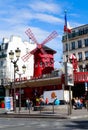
[9,48,21,113]
[16,65,26,112]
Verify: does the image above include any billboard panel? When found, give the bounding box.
[5,97,13,111]
[64,62,74,86]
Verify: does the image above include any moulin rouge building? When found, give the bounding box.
[1,25,88,107]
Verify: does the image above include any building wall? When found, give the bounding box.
[0,35,36,85]
[62,24,88,72]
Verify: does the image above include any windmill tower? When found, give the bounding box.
[22,28,58,78]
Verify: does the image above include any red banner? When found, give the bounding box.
[74,72,88,83]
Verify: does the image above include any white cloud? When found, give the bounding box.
[35,13,63,24]
[28,1,61,14]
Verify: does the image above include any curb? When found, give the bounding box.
[0,113,88,119]
[69,115,88,119]
[0,113,67,119]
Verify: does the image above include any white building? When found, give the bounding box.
[0,35,36,87]
[62,24,88,72]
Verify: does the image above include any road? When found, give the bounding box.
[0,118,88,130]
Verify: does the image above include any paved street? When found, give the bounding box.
[0,117,88,130]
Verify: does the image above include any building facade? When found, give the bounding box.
[62,24,88,72]
[0,35,62,107]
[62,24,88,97]
[0,35,36,101]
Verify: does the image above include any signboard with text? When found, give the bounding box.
[74,72,88,82]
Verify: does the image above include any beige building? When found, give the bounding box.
[62,24,88,72]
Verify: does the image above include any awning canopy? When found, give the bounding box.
[6,77,62,89]
[74,72,88,83]
[24,77,61,87]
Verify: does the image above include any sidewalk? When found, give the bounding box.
[0,107,88,119]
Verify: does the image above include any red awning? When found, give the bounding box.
[74,72,88,83]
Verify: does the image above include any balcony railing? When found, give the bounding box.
[30,70,63,80]
[62,28,88,42]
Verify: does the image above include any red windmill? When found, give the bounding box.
[22,28,58,78]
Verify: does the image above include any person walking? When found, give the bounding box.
[26,98,30,110]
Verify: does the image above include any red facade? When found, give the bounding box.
[74,72,88,83]
[33,46,56,78]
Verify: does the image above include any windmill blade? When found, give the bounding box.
[41,31,58,46]
[21,47,37,62]
[30,47,39,54]
[25,28,39,45]
[21,52,32,62]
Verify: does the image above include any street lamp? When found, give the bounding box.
[16,65,26,113]
[9,48,21,113]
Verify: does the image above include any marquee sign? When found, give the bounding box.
[15,77,27,82]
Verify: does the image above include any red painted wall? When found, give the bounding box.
[33,50,54,78]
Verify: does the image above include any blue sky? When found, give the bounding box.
[0,0,88,69]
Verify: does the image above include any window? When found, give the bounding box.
[50,58,54,64]
[66,55,68,62]
[71,42,75,50]
[84,39,88,46]
[0,61,4,66]
[65,43,70,51]
[79,65,83,72]
[78,40,82,48]
[35,64,38,68]
[40,62,43,67]
[0,60,6,67]
[26,48,29,53]
[1,43,5,50]
[0,88,5,96]
[1,79,4,85]
[65,43,68,51]
[78,29,83,35]
[85,51,88,60]
[45,62,48,67]
[86,64,88,71]
[78,52,82,61]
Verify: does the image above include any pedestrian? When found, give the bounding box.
[45,98,49,105]
[72,98,75,108]
[39,96,45,105]
[26,98,30,110]
[74,97,83,109]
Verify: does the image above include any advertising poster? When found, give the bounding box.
[64,62,74,86]
[5,97,13,111]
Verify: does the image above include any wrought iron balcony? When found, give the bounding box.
[62,27,88,42]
